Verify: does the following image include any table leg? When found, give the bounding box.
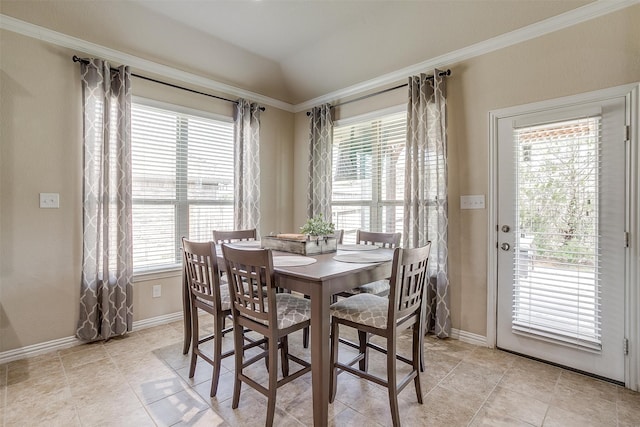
[310,284,330,426]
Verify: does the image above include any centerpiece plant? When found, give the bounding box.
[300,214,335,242]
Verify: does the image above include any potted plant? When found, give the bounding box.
[300,214,335,244]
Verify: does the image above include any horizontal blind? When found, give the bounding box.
[332,111,405,244]
[513,116,602,350]
[131,103,234,272]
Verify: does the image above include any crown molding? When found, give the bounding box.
[292,0,640,113]
[0,14,295,112]
[2,0,637,115]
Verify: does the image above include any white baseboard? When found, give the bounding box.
[0,311,184,365]
[1,313,487,364]
[450,328,488,347]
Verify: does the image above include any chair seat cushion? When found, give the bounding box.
[246,293,311,330]
[274,293,311,329]
[330,293,389,329]
[358,279,390,296]
[198,282,232,311]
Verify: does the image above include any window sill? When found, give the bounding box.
[133,267,182,283]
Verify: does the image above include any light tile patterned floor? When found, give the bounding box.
[1,318,639,426]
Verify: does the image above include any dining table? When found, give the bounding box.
[182,242,393,426]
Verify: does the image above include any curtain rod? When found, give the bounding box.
[72,56,265,111]
[306,69,451,116]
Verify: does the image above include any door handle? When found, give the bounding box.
[501,243,511,251]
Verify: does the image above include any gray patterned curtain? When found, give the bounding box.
[234,99,261,233]
[307,104,333,219]
[77,59,133,342]
[404,70,450,338]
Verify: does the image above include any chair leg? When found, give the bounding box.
[358,330,369,372]
[266,335,279,427]
[413,324,424,404]
[188,305,199,378]
[280,336,290,377]
[302,326,309,349]
[387,335,400,427]
[419,324,425,373]
[329,319,339,403]
[210,314,224,397]
[232,323,244,409]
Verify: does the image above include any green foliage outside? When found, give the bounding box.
[517,122,598,266]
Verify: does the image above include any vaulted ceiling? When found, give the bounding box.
[1,0,595,105]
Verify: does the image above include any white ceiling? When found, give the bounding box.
[1,0,597,104]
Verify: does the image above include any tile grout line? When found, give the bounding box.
[103,336,160,426]
[56,347,83,427]
[464,347,511,426]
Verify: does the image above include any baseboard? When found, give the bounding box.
[2,314,485,364]
[450,328,488,347]
[0,311,184,364]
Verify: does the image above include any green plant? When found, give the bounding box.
[300,213,335,236]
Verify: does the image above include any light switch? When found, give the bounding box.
[460,195,485,210]
[39,193,60,209]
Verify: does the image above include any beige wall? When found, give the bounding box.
[1,5,638,353]
[0,31,295,352]
[293,6,640,336]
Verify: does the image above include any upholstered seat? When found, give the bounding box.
[330,293,389,329]
[247,293,311,330]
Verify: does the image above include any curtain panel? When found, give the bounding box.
[77,59,133,342]
[404,70,451,338]
[307,104,333,220]
[234,99,262,233]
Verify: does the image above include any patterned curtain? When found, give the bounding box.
[77,59,133,342]
[404,70,451,338]
[307,104,333,219]
[234,99,261,233]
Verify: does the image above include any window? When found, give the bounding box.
[331,109,406,244]
[131,100,234,273]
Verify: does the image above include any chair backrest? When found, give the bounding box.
[332,229,344,244]
[387,242,432,327]
[221,245,277,329]
[355,230,401,248]
[182,237,225,311]
[213,229,257,244]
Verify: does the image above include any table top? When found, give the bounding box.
[216,242,393,282]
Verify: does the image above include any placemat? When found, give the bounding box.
[228,240,262,248]
[337,244,381,251]
[333,252,393,263]
[273,256,318,267]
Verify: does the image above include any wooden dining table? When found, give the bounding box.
[182,244,393,426]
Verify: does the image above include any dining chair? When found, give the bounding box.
[222,245,312,427]
[182,238,250,397]
[332,229,344,244]
[328,243,432,427]
[213,228,257,244]
[334,230,401,301]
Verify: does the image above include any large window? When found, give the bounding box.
[331,109,406,244]
[131,100,234,273]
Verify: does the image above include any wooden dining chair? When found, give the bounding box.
[334,230,401,300]
[222,245,312,427]
[212,228,257,243]
[182,238,249,397]
[329,243,431,427]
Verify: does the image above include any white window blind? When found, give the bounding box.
[332,110,406,244]
[513,116,602,350]
[131,102,234,273]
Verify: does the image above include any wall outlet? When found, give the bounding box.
[152,284,161,298]
[460,195,485,210]
[39,193,60,208]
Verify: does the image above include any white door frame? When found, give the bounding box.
[486,83,640,390]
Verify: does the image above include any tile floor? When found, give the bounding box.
[1,317,639,426]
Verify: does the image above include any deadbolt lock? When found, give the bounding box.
[501,225,511,233]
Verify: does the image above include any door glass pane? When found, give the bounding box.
[513,116,601,349]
